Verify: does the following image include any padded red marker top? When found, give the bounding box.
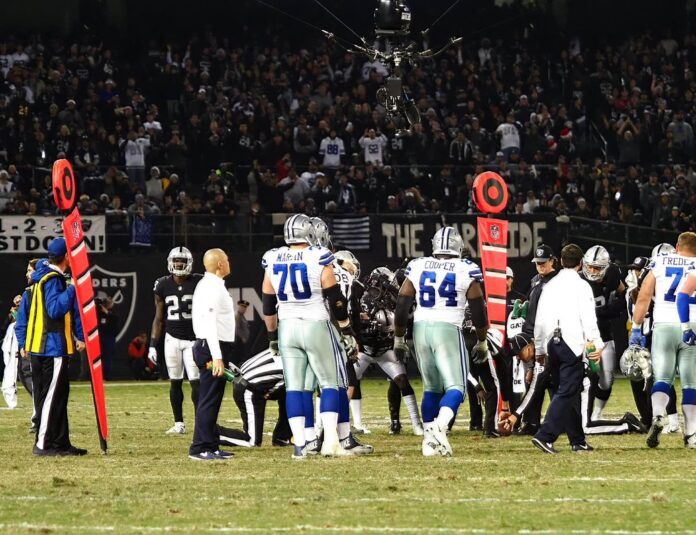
[473,171,509,214]
[52,159,77,212]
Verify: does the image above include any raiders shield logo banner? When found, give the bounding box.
[477,217,509,343]
[90,265,138,343]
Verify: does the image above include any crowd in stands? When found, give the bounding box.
[0,20,695,232]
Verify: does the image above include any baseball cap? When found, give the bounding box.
[509,332,533,354]
[47,237,67,258]
[532,244,554,263]
[506,266,514,278]
[627,256,649,270]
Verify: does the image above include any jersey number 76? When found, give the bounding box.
[664,267,696,303]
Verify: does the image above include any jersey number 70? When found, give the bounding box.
[274,263,311,301]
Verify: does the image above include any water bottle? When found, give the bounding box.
[206,361,235,382]
[586,342,600,374]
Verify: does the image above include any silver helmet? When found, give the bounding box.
[167,246,193,277]
[432,226,464,257]
[620,345,652,382]
[310,217,332,248]
[582,245,610,281]
[284,214,315,245]
[335,250,360,278]
[651,243,676,258]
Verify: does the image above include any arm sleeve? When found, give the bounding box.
[14,291,30,348]
[677,292,692,323]
[43,278,76,319]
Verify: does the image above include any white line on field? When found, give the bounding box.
[0,524,693,534]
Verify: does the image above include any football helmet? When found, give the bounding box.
[310,217,332,248]
[582,245,610,281]
[364,267,399,308]
[651,243,676,257]
[620,345,652,382]
[432,226,464,257]
[167,246,193,277]
[284,214,315,245]
[335,250,361,278]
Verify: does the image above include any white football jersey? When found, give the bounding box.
[262,246,334,321]
[405,256,482,326]
[333,262,354,303]
[648,253,696,324]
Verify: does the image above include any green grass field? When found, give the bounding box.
[1,377,695,534]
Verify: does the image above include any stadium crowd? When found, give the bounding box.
[0,24,695,231]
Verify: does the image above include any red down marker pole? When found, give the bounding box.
[472,171,510,344]
[52,159,109,453]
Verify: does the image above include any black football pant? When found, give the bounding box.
[32,356,71,451]
[630,378,678,427]
[535,339,585,446]
[189,340,234,456]
[218,382,290,446]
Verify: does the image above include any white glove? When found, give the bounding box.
[148,347,158,365]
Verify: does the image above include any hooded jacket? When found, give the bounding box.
[15,259,84,357]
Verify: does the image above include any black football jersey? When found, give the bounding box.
[581,263,623,341]
[153,273,203,341]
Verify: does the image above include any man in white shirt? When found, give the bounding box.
[188,249,236,461]
[318,130,345,168]
[495,114,521,161]
[532,244,604,454]
[122,131,150,192]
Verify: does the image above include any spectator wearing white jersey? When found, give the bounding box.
[319,130,345,169]
[121,130,150,192]
[359,128,388,167]
[496,114,521,161]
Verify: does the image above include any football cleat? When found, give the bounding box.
[571,442,594,453]
[272,437,292,447]
[389,420,402,435]
[166,422,186,435]
[661,414,681,434]
[429,422,453,456]
[304,439,321,455]
[57,446,88,456]
[684,434,696,449]
[621,412,647,434]
[422,425,440,457]
[32,446,59,457]
[320,438,353,457]
[213,450,234,460]
[646,415,665,448]
[292,445,307,460]
[340,434,374,455]
[413,423,424,436]
[352,425,371,435]
[531,437,558,454]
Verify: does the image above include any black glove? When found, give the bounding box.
[394,336,408,362]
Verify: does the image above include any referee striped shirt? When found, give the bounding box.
[240,349,284,392]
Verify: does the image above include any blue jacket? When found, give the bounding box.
[15,259,84,357]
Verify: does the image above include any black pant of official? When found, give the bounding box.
[534,338,585,446]
[189,339,234,456]
[31,355,71,451]
[218,382,291,446]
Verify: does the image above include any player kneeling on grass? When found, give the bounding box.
[394,227,488,457]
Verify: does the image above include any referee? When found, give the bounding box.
[217,348,291,447]
[531,244,604,454]
[15,238,86,456]
[189,249,236,461]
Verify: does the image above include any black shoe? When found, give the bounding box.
[28,425,37,434]
[272,438,292,447]
[33,445,59,457]
[57,446,88,456]
[531,437,558,454]
[389,420,402,435]
[571,442,594,452]
[646,415,665,449]
[340,434,374,454]
[469,423,483,431]
[484,430,501,439]
[515,422,539,436]
[621,412,647,434]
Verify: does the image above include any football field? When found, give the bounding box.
[1,377,695,534]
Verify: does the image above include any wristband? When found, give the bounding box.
[683,323,692,332]
[631,322,642,330]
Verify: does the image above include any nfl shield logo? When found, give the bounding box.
[90,265,138,342]
[491,224,500,240]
